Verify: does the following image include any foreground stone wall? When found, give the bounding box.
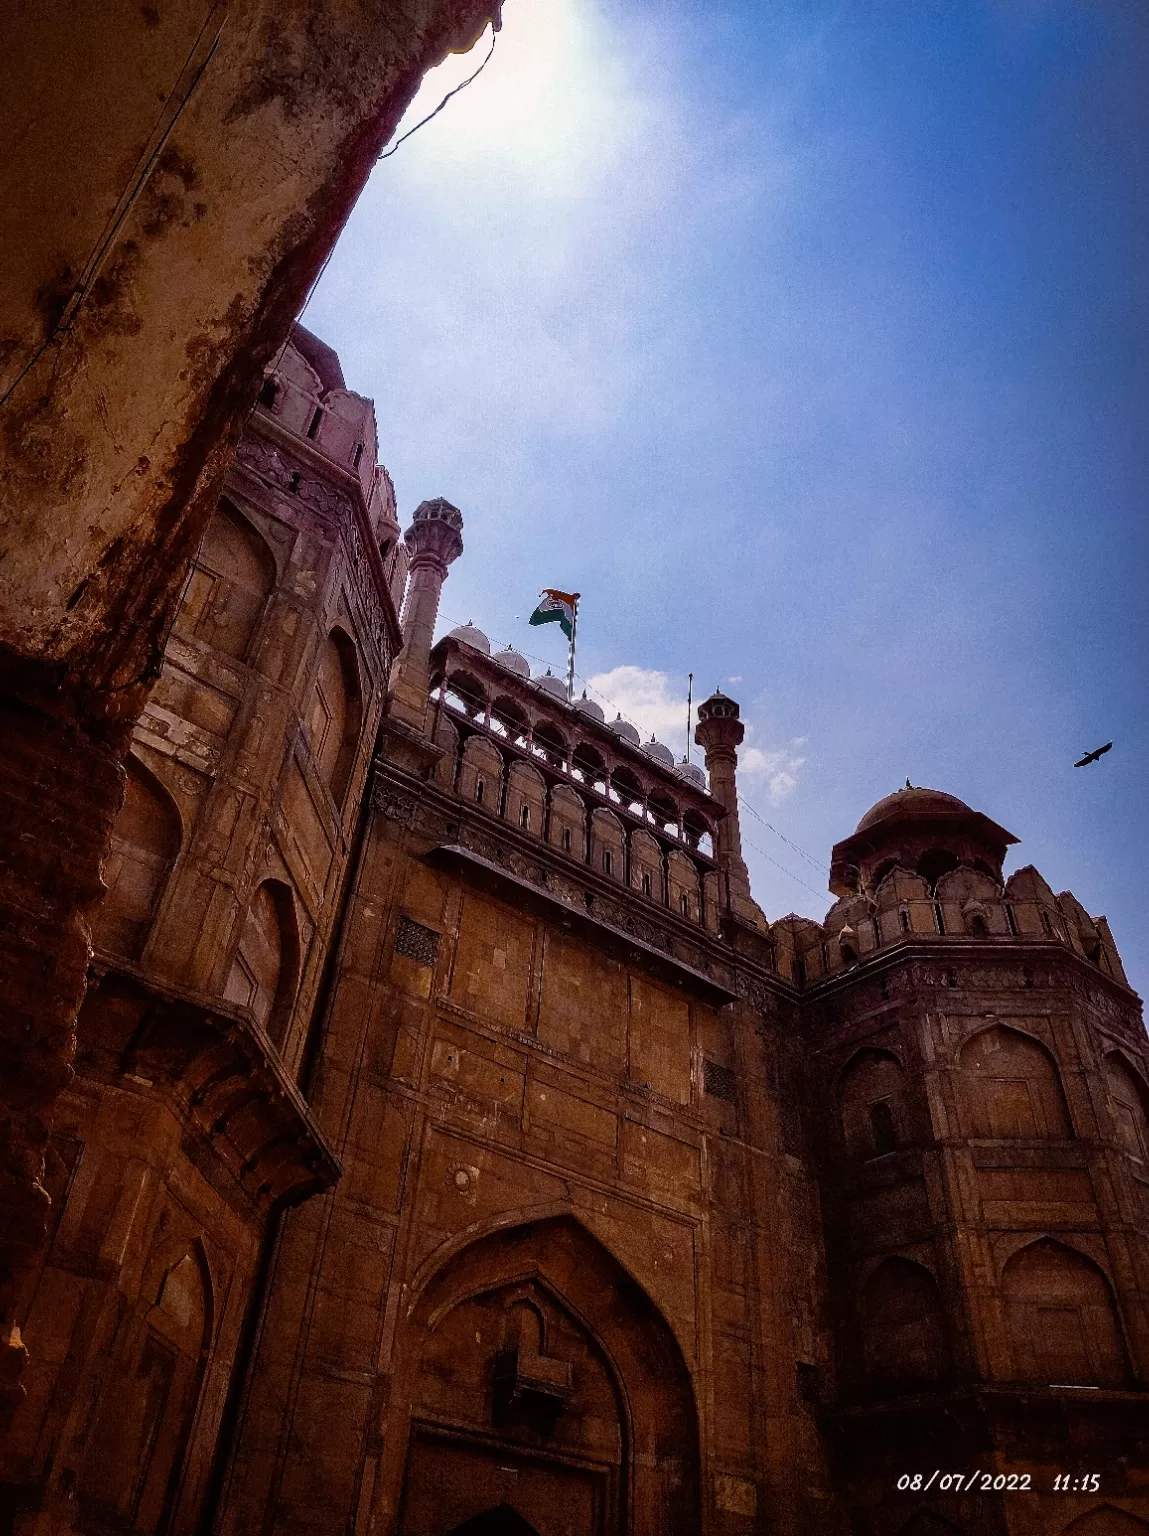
[0,0,501,1392]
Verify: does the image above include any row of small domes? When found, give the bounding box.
[446,623,707,789]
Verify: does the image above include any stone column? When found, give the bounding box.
[694,690,760,928]
[386,498,463,739]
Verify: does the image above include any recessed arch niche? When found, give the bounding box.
[859,1257,951,1398]
[179,499,276,660]
[224,879,300,1048]
[958,1025,1072,1139]
[1105,1053,1149,1162]
[94,755,181,959]
[838,1048,908,1159]
[388,1217,700,1536]
[1001,1238,1127,1388]
[307,627,363,808]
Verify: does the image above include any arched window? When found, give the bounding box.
[917,848,961,890]
[958,1026,1071,1139]
[870,858,899,891]
[459,736,504,810]
[94,757,181,959]
[307,629,363,808]
[609,766,644,816]
[860,1258,950,1396]
[1001,1239,1127,1387]
[490,696,529,747]
[838,1049,907,1159]
[178,501,275,661]
[570,742,607,793]
[531,722,567,771]
[1105,1054,1149,1162]
[443,671,486,720]
[648,791,679,836]
[225,880,300,1049]
[682,810,712,854]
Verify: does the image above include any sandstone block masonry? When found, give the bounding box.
[3,331,1146,1536]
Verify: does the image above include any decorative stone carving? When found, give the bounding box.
[372,785,418,825]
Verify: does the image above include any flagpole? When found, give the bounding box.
[566,595,580,703]
[685,672,693,763]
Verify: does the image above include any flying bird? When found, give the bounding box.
[1074,742,1113,767]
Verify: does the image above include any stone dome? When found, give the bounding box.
[607,715,641,745]
[641,739,675,768]
[534,671,567,700]
[446,622,490,654]
[856,786,973,834]
[674,760,707,789]
[493,647,530,679]
[573,692,605,722]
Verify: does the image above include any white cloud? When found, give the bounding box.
[586,665,691,748]
[587,664,807,804]
[731,739,808,805]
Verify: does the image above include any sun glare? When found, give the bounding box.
[391,0,623,186]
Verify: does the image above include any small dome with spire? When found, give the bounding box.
[493,647,530,679]
[608,714,641,745]
[855,786,974,835]
[534,670,567,700]
[446,622,490,654]
[674,760,707,789]
[641,738,675,768]
[573,692,605,722]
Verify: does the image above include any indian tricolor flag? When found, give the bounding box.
[529,588,579,640]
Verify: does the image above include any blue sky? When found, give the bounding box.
[307,0,1148,995]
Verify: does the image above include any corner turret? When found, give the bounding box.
[387,499,464,734]
[694,690,765,931]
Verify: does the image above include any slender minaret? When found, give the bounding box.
[694,689,761,929]
[387,498,464,735]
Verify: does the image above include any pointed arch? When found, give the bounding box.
[224,879,301,1049]
[859,1256,951,1397]
[94,754,182,959]
[1105,1052,1149,1162]
[837,1048,908,1159]
[307,627,363,809]
[392,1216,699,1536]
[179,499,276,661]
[1001,1238,1128,1387]
[958,1024,1072,1139]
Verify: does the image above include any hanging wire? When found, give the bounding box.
[738,795,830,874]
[742,836,828,900]
[376,27,498,163]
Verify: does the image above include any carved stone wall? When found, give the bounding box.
[214,759,843,1536]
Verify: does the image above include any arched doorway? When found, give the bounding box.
[388,1218,699,1536]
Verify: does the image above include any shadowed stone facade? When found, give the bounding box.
[2,332,1146,1536]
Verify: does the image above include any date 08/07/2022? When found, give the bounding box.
[896,1472,1102,1493]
